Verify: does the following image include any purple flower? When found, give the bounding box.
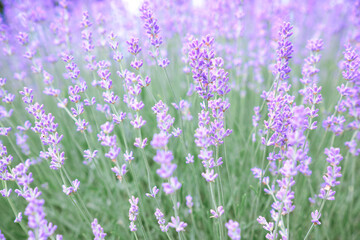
[127,37,142,56]
[134,138,147,149]
[75,119,89,132]
[201,169,218,182]
[19,87,33,104]
[319,188,336,201]
[100,122,114,134]
[186,195,193,213]
[156,163,177,179]
[153,150,173,164]
[25,193,57,239]
[225,220,241,240]
[16,32,29,45]
[62,179,80,195]
[0,188,11,197]
[251,167,264,181]
[111,164,127,181]
[162,177,182,194]
[306,39,324,52]
[139,2,163,50]
[130,115,146,129]
[257,216,274,232]
[324,148,343,166]
[83,149,98,165]
[105,146,121,161]
[112,112,126,124]
[146,186,159,198]
[129,196,139,232]
[158,58,170,68]
[311,210,321,225]
[168,216,187,232]
[0,229,4,240]
[172,128,182,137]
[185,153,194,164]
[14,212,22,223]
[124,151,134,162]
[130,59,144,70]
[0,127,11,136]
[91,218,106,240]
[151,132,169,149]
[210,206,224,218]
[155,208,168,232]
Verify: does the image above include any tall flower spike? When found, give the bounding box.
[129,196,139,232]
[139,1,163,57]
[91,218,106,240]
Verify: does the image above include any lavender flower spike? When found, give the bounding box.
[129,196,139,232]
[168,216,187,232]
[155,208,169,232]
[311,210,321,225]
[225,220,241,240]
[91,218,106,240]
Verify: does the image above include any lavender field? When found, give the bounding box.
[0,0,359,239]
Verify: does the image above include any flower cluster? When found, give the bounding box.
[188,35,232,183]
[91,218,106,240]
[139,1,164,59]
[129,196,139,232]
[155,208,169,232]
[0,148,61,239]
[225,220,241,240]
[151,101,178,182]
[62,179,80,195]
[21,88,65,170]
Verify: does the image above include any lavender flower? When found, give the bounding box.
[168,216,187,232]
[62,179,80,195]
[225,220,241,240]
[83,149,98,165]
[91,218,106,240]
[185,153,194,164]
[14,212,22,223]
[127,37,142,56]
[129,196,139,232]
[210,206,224,218]
[155,208,168,232]
[124,151,134,162]
[311,210,321,225]
[145,186,159,198]
[0,229,5,240]
[139,1,163,56]
[318,148,343,201]
[186,195,193,213]
[111,164,127,181]
[162,177,182,195]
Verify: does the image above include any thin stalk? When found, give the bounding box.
[2,181,28,234]
[303,197,327,240]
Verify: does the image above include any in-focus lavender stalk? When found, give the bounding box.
[253,22,309,240]
[187,33,232,239]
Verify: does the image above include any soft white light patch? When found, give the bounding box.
[121,0,204,15]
